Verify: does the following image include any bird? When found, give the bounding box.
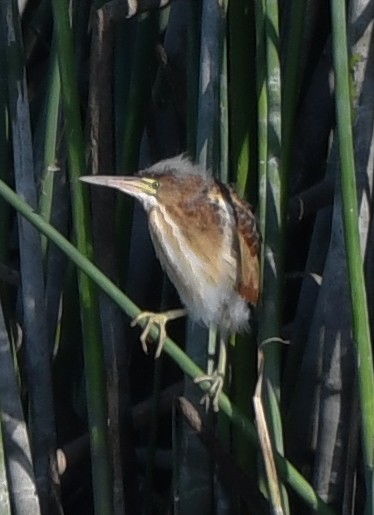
[81,155,260,411]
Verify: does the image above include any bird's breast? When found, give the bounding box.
[147,203,249,331]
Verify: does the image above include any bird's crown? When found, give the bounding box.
[140,155,211,181]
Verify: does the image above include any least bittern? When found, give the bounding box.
[81,156,260,410]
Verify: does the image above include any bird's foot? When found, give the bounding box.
[131,312,168,358]
[131,309,186,358]
[194,371,224,412]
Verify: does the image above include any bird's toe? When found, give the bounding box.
[194,371,224,412]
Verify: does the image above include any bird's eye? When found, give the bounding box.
[153,181,160,191]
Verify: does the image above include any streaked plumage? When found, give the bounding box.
[144,160,259,331]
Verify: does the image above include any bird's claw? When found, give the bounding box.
[194,371,224,412]
[131,312,168,358]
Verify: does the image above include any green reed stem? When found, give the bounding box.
[331,1,374,511]
[51,1,111,513]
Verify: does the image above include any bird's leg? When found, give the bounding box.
[194,333,227,412]
[131,308,186,358]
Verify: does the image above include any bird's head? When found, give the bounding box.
[80,156,211,211]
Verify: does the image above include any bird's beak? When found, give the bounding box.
[80,175,155,197]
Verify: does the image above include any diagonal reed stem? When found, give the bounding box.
[0,177,335,515]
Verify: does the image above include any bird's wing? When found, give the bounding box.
[226,188,261,306]
[237,231,260,305]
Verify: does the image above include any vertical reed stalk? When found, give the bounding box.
[257,0,289,511]
[51,1,112,513]
[331,0,374,510]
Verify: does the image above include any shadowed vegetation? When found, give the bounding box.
[0,0,373,514]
